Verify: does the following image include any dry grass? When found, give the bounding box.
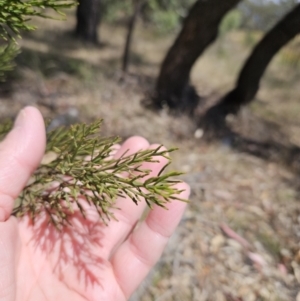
[1,10,300,301]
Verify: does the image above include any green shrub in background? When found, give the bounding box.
[219,9,242,35]
[0,42,19,79]
[103,0,297,35]
[279,40,300,69]
[102,0,132,22]
[143,0,194,33]
[238,0,298,31]
[102,0,194,34]
[151,10,179,33]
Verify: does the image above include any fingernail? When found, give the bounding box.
[13,108,27,129]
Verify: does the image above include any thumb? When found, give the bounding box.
[0,106,46,221]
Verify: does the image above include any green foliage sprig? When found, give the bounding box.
[0,0,75,40]
[0,42,19,79]
[0,0,76,79]
[8,120,187,229]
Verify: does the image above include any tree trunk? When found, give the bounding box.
[75,0,102,44]
[122,0,144,73]
[153,0,242,112]
[208,4,300,119]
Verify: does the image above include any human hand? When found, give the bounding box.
[0,106,190,301]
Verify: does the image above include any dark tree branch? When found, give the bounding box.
[122,0,145,73]
[75,0,102,44]
[152,0,242,113]
[207,4,300,122]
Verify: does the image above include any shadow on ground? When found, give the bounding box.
[199,105,300,191]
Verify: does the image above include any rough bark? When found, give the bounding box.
[75,0,102,44]
[153,0,242,112]
[207,4,300,119]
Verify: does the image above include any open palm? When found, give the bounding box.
[0,107,189,301]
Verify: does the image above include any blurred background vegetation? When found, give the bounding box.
[102,0,297,33]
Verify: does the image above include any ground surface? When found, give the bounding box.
[1,11,300,301]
